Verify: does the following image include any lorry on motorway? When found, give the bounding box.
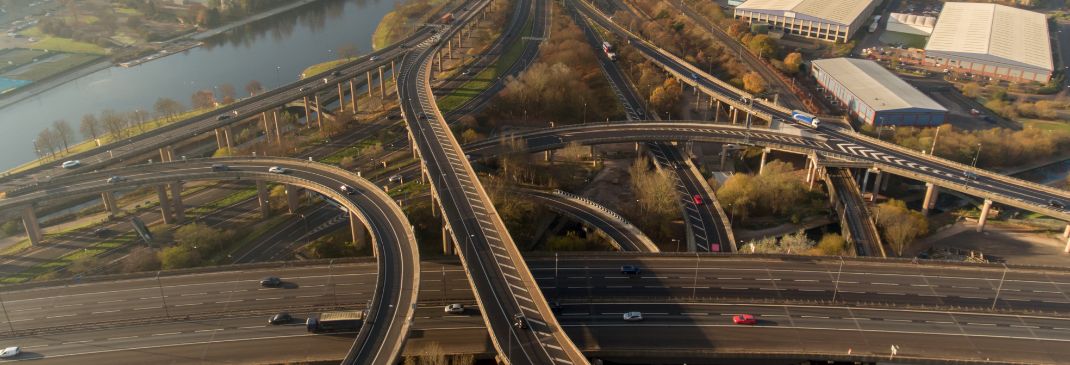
[440,13,454,24]
[307,310,364,333]
[790,110,820,129]
[869,15,881,32]
[602,41,617,61]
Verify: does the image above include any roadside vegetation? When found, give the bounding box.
[875,199,929,257]
[716,161,826,226]
[372,0,463,50]
[863,124,1070,169]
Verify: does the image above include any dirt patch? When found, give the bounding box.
[914,222,1070,267]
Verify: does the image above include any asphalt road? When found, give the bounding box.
[0,158,419,365]
[519,189,654,252]
[571,0,1070,223]
[826,167,884,257]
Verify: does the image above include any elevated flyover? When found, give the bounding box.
[825,167,886,257]
[570,0,1070,238]
[398,0,589,362]
[0,157,418,365]
[519,189,657,252]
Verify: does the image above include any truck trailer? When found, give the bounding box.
[306,310,364,333]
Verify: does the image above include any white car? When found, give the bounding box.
[622,311,643,322]
[268,166,287,174]
[105,176,126,184]
[0,346,20,358]
[61,160,81,169]
[444,303,464,314]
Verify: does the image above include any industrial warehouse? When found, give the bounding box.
[812,58,948,126]
[733,0,880,42]
[923,2,1053,83]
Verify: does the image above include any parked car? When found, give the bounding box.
[732,314,758,325]
[444,303,464,314]
[269,312,294,325]
[622,311,644,321]
[260,276,282,287]
[61,160,81,169]
[620,265,641,275]
[268,166,287,174]
[106,176,126,184]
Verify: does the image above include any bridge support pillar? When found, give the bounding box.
[224,126,234,150]
[214,128,225,150]
[285,185,301,214]
[544,150,552,162]
[442,225,454,255]
[977,199,993,232]
[101,191,119,217]
[436,52,443,73]
[351,211,370,256]
[158,145,174,162]
[731,108,738,124]
[349,79,358,113]
[861,168,872,192]
[922,183,939,216]
[714,100,722,123]
[256,181,271,219]
[302,97,311,129]
[1063,224,1070,240]
[272,111,282,144]
[171,182,185,223]
[447,39,452,59]
[156,185,173,224]
[21,205,42,246]
[871,172,883,201]
[314,95,323,129]
[260,112,272,147]
[367,71,374,98]
[378,66,386,98]
[759,148,770,175]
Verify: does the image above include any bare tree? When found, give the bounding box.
[100,109,127,139]
[154,97,183,123]
[80,114,100,141]
[130,109,150,133]
[245,80,263,96]
[36,127,57,158]
[337,43,359,60]
[191,90,216,109]
[51,120,74,152]
[219,83,236,104]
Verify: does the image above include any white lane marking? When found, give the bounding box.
[152,332,182,336]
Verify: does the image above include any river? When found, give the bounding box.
[0,0,394,170]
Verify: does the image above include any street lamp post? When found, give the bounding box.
[155,271,171,318]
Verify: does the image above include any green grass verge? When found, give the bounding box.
[7,53,102,81]
[187,187,258,218]
[20,27,108,55]
[1023,119,1070,133]
[213,214,290,264]
[437,13,533,112]
[0,49,48,70]
[372,11,402,51]
[301,59,351,79]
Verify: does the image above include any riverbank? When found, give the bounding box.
[371,0,457,50]
[0,0,327,109]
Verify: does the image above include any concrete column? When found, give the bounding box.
[805,161,815,184]
[714,100,722,123]
[1063,224,1070,239]
[101,191,119,216]
[256,180,271,219]
[285,184,300,214]
[303,96,311,129]
[922,183,939,216]
[437,52,443,73]
[731,108,738,124]
[272,111,282,144]
[447,39,453,59]
[156,185,173,224]
[223,126,234,150]
[977,199,993,232]
[720,145,729,170]
[349,79,358,113]
[378,66,386,98]
[367,71,373,97]
[158,146,173,162]
[442,225,454,255]
[20,205,42,246]
[759,148,770,175]
[171,182,185,223]
[314,95,323,129]
[1064,234,1070,254]
[809,165,818,190]
[544,150,551,162]
[214,128,225,150]
[351,211,369,255]
[261,112,271,146]
[391,59,396,83]
[861,169,872,192]
[337,83,344,108]
[871,172,883,201]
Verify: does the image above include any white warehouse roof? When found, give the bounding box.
[736,0,878,26]
[925,2,1052,72]
[887,12,936,36]
[812,58,947,113]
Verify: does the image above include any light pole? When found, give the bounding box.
[155,271,171,318]
[691,253,700,300]
[0,290,14,335]
[971,143,983,169]
[583,102,587,124]
[831,257,844,302]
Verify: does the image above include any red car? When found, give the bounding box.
[732,314,757,325]
[692,194,703,205]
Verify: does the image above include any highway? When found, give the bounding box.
[398,0,588,361]
[570,0,1070,224]
[0,158,419,365]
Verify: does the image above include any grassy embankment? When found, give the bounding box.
[436,14,532,112]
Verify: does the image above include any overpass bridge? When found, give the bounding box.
[825,167,886,257]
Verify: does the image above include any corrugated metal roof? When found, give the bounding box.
[887,13,937,36]
[812,58,947,113]
[736,0,877,25]
[925,2,1052,71]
